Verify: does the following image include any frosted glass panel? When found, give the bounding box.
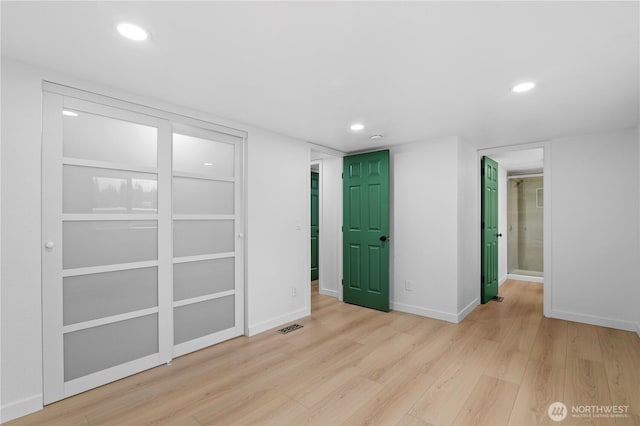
[63,110,157,168]
[64,314,158,381]
[173,133,234,177]
[174,258,234,301]
[64,165,157,214]
[63,221,157,269]
[174,296,234,344]
[173,178,234,215]
[63,267,158,325]
[173,220,234,257]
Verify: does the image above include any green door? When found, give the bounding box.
[343,150,390,311]
[481,156,499,303]
[311,171,319,281]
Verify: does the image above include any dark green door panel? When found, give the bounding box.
[343,150,390,312]
[481,156,499,303]
[311,172,319,281]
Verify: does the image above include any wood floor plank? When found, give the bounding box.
[483,346,530,385]
[597,328,640,425]
[452,375,519,426]
[408,337,499,425]
[293,375,384,426]
[285,365,361,408]
[342,369,438,426]
[501,316,542,354]
[563,357,615,426]
[471,318,516,343]
[395,414,432,426]
[355,329,416,383]
[207,394,309,426]
[508,360,565,426]
[567,321,604,362]
[529,317,568,367]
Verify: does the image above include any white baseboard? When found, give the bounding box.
[498,275,508,287]
[247,307,309,336]
[457,298,480,322]
[506,273,544,283]
[319,288,337,298]
[391,301,458,323]
[1,394,42,423]
[549,309,638,333]
[636,322,640,338]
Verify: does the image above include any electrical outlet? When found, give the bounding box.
[405,280,413,291]
[292,287,297,297]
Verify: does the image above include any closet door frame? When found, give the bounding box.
[41,82,246,404]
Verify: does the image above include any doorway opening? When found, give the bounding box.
[478,145,549,314]
[310,162,320,299]
[507,173,543,278]
[308,147,344,314]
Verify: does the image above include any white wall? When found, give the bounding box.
[549,127,640,331]
[497,165,508,284]
[245,129,309,335]
[1,60,45,422]
[457,139,480,317]
[0,57,310,421]
[390,137,461,322]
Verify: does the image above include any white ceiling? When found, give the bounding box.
[2,1,638,153]
[489,148,544,172]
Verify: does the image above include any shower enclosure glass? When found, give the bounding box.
[507,176,543,277]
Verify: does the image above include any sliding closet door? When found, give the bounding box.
[42,86,245,404]
[172,125,244,357]
[42,94,171,403]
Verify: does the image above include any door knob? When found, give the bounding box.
[497,233,503,238]
[45,241,55,250]
[379,235,388,242]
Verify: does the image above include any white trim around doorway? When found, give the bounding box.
[477,141,552,317]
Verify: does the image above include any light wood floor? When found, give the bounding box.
[10,280,640,426]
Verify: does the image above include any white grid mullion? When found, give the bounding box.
[63,157,157,174]
[62,307,159,334]
[63,214,158,221]
[173,253,235,264]
[157,121,173,364]
[172,171,234,182]
[173,290,236,309]
[62,260,159,277]
[173,214,234,221]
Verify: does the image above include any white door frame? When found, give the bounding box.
[477,141,552,317]
[310,160,323,297]
[308,144,345,311]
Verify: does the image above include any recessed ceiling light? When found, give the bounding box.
[203,162,213,166]
[512,81,536,93]
[117,22,149,41]
[350,123,364,131]
[62,110,78,117]
[370,134,383,140]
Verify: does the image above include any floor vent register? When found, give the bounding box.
[278,324,304,334]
